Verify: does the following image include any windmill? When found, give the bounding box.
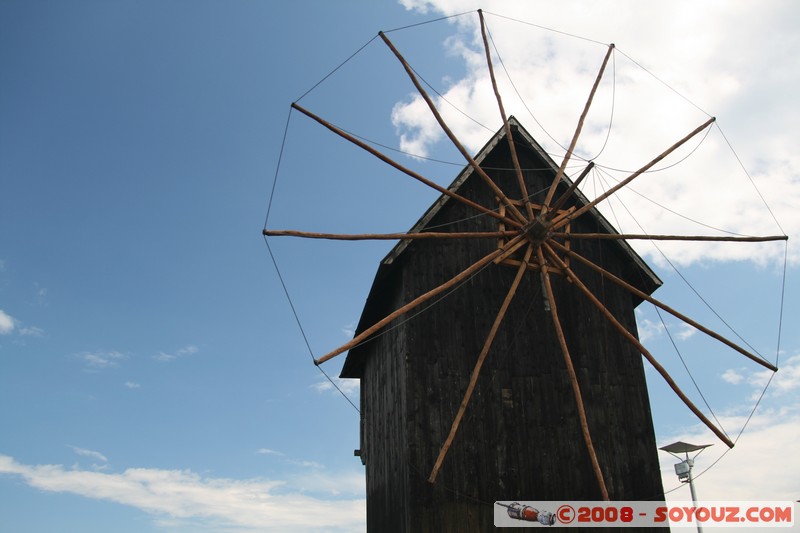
[264,9,786,532]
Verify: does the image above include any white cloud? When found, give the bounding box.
[721,368,744,385]
[0,455,365,533]
[720,353,800,403]
[311,377,360,397]
[18,326,44,336]
[291,469,365,497]
[69,446,108,463]
[75,351,127,370]
[341,321,357,338]
[392,1,798,266]
[748,354,800,398]
[124,381,141,389]
[289,460,325,469]
[154,345,198,363]
[0,309,15,335]
[256,448,284,456]
[34,282,48,303]
[637,317,664,343]
[0,310,43,338]
[674,323,697,341]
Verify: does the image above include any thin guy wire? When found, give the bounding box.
[591,120,713,174]
[263,236,359,413]
[715,122,787,235]
[585,50,616,161]
[263,108,359,412]
[483,10,607,46]
[382,10,474,34]
[594,167,623,231]
[264,106,293,228]
[411,65,494,134]
[615,47,712,118]
[774,242,788,366]
[294,34,379,103]
[672,369,778,494]
[654,305,729,438]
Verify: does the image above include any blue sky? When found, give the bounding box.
[1,1,798,531]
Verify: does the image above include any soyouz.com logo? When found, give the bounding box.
[494,501,796,528]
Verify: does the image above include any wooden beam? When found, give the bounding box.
[379,31,529,226]
[543,44,615,210]
[543,244,735,448]
[263,229,519,240]
[552,232,788,243]
[315,234,525,364]
[536,246,610,500]
[548,240,778,372]
[428,244,534,484]
[478,10,533,219]
[291,103,522,228]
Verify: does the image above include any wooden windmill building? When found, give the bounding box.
[265,16,783,531]
[340,117,666,531]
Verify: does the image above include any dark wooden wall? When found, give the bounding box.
[354,129,666,532]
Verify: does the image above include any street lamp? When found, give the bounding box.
[660,441,712,533]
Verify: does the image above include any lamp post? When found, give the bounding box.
[660,441,712,533]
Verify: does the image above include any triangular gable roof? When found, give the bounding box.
[341,117,661,378]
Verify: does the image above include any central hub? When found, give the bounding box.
[522,215,551,243]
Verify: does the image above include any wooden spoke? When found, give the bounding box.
[428,244,534,484]
[543,44,615,210]
[551,117,716,231]
[548,240,777,371]
[315,235,526,364]
[552,232,788,243]
[263,229,519,241]
[547,161,595,216]
[379,32,529,226]
[536,246,610,500]
[478,10,533,220]
[291,103,522,228]
[543,244,735,448]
